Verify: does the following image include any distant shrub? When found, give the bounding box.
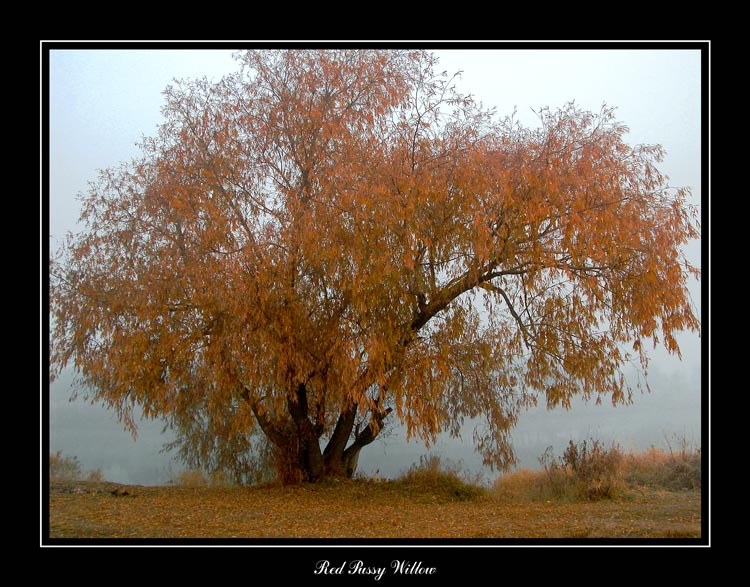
[496,438,625,502]
[85,468,105,482]
[493,468,548,500]
[623,436,701,491]
[528,438,625,501]
[49,451,107,483]
[174,469,209,487]
[50,451,82,481]
[170,468,239,487]
[165,420,279,487]
[396,454,485,501]
[556,438,624,501]
[494,435,701,502]
[208,469,236,488]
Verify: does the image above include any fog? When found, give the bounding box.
[49,328,700,485]
[46,45,703,485]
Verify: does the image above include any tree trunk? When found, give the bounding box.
[341,444,363,478]
[246,386,391,483]
[330,406,393,479]
[287,383,325,482]
[244,384,325,483]
[297,434,324,482]
[323,401,357,476]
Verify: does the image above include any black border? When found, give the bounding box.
[41,40,710,557]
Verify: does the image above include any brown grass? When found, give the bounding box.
[47,479,700,539]
[494,438,702,502]
[493,469,548,500]
[393,454,486,501]
[623,446,701,491]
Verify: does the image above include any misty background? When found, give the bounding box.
[47,47,703,485]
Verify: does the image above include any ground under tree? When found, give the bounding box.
[50,50,700,484]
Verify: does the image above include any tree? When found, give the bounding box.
[49,50,700,483]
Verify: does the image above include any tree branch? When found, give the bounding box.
[346,406,392,452]
[478,282,532,347]
[408,258,526,334]
[240,387,288,448]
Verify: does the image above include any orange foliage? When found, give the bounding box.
[50,50,700,477]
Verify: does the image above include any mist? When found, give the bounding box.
[49,335,700,485]
[46,46,703,486]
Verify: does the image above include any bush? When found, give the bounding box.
[493,468,548,500]
[396,454,486,501]
[208,469,236,488]
[173,469,209,487]
[49,451,107,483]
[493,435,701,502]
[623,437,701,490]
[497,438,625,502]
[170,468,241,487]
[85,468,105,482]
[49,451,82,481]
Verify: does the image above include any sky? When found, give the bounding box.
[46,46,703,485]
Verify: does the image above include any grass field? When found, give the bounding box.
[48,479,701,539]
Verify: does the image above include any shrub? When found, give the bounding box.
[175,469,209,487]
[50,451,107,483]
[497,439,625,502]
[493,435,701,502]
[493,468,548,500]
[49,451,82,481]
[559,438,624,500]
[623,437,701,490]
[85,468,105,482]
[396,454,486,501]
[208,469,236,487]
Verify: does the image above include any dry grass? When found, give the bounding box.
[47,479,701,539]
[623,446,701,491]
[494,438,702,502]
[173,470,210,487]
[393,454,486,501]
[47,440,702,539]
[493,469,548,500]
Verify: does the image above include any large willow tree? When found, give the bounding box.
[50,50,699,483]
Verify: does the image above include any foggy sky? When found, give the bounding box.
[46,46,703,485]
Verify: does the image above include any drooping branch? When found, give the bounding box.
[478,281,532,347]
[240,387,287,448]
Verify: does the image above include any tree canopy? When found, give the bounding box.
[50,50,700,483]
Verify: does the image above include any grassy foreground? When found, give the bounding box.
[48,479,700,539]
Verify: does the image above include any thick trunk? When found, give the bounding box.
[336,406,393,479]
[267,429,324,485]
[322,401,357,476]
[244,386,391,483]
[341,444,363,478]
[243,384,325,483]
[297,437,324,482]
[287,383,325,482]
